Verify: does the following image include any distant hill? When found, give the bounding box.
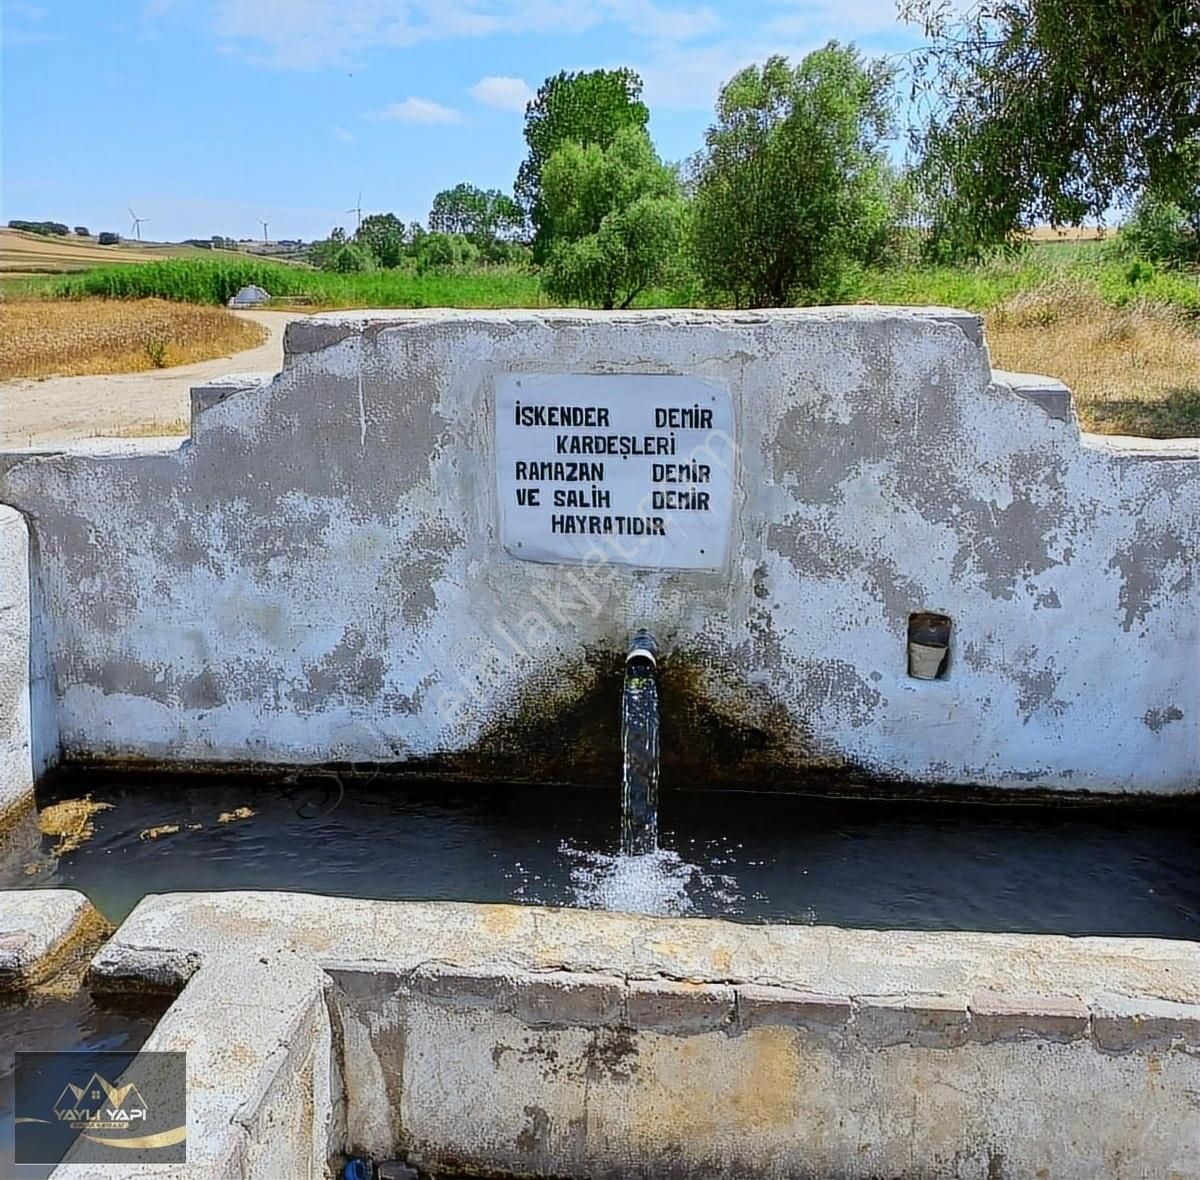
[0,227,252,274]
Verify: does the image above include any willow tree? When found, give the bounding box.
[516,69,650,260]
[690,45,896,307]
[539,127,685,309]
[903,0,1200,258]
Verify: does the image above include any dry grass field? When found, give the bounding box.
[0,298,267,380]
[1023,225,1110,244]
[987,289,1200,437]
[0,227,248,275]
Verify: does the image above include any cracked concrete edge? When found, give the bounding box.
[75,891,1200,1053]
[280,305,988,354]
[0,888,108,990]
[0,502,34,822]
[367,968,1200,1053]
[0,786,35,841]
[50,953,331,1180]
[86,892,1200,1002]
[189,372,274,433]
[87,942,204,995]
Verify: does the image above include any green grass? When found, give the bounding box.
[857,240,1200,315]
[49,255,704,311]
[0,273,60,297]
[52,259,553,309]
[41,239,1200,319]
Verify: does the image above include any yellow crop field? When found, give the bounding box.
[1023,225,1111,244]
[0,298,267,380]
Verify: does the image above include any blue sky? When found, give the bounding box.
[2,1,922,242]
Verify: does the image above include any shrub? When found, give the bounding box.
[326,242,374,273]
[74,226,90,237]
[1125,259,1157,287]
[310,228,376,272]
[143,336,169,367]
[97,232,120,246]
[355,213,407,269]
[415,232,479,274]
[1119,195,1198,268]
[539,128,685,309]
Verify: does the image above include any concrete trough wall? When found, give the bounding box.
[0,504,32,819]
[0,308,1195,793]
[61,892,1200,1179]
[332,968,1200,1179]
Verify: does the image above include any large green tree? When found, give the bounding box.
[690,46,896,307]
[903,0,1200,258]
[516,69,650,260]
[540,127,685,309]
[355,213,407,268]
[428,183,523,256]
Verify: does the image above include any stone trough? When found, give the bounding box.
[1,890,1193,1178]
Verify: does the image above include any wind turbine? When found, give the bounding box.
[128,207,149,241]
[345,192,363,232]
[259,219,270,245]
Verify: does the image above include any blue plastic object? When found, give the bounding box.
[343,1159,372,1180]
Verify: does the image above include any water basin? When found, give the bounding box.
[3,768,1197,937]
[0,991,170,1179]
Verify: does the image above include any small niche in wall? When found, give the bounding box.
[908,612,952,680]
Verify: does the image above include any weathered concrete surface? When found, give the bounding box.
[0,308,1196,792]
[0,503,33,819]
[86,892,1200,1003]
[65,891,1200,1178]
[189,372,272,436]
[0,887,104,989]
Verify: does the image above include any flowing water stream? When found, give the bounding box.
[620,631,660,856]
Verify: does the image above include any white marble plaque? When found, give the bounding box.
[495,373,735,569]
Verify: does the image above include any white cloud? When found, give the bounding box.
[212,0,723,70]
[599,0,720,40]
[469,75,534,112]
[629,2,919,113]
[368,97,463,124]
[763,0,913,39]
[631,38,822,111]
[333,125,355,142]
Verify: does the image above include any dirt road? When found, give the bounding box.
[0,309,294,447]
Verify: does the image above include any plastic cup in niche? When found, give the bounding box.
[908,641,948,680]
[907,612,952,680]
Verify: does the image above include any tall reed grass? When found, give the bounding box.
[53,259,551,309]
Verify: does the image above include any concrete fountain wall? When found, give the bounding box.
[0,307,1196,796]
